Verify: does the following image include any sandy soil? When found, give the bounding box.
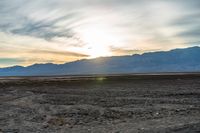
[0,74,200,133]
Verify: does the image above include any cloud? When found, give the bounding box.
[110,46,161,55]
[1,0,200,44]
[110,47,143,55]
[0,58,25,67]
[0,31,89,66]
[0,6,77,41]
[31,49,89,57]
[0,0,200,67]
[178,28,200,39]
[169,13,200,41]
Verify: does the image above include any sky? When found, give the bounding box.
[0,0,200,67]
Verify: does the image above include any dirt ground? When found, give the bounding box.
[0,74,200,133]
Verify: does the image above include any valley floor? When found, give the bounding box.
[0,74,200,133]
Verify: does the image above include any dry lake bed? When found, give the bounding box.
[0,74,200,133]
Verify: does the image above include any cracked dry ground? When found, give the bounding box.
[0,75,200,133]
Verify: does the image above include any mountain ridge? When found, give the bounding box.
[1,46,200,76]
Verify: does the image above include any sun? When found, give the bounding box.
[77,24,118,58]
[87,45,110,58]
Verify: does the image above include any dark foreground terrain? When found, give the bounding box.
[0,74,200,133]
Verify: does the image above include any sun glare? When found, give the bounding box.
[77,24,119,58]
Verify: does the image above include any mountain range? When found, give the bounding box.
[1,46,200,76]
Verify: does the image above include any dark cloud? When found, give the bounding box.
[0,13,78,41]
[169,13,200,42]
[31,49,89,57]
[178,27,200,38]
[176,0,200,9]
[11,22,73,41]
[170,13,200,27]
[0,0,84,41]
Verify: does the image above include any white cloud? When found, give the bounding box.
[0,0,200,66]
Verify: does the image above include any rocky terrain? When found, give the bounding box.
[0,74,200,133]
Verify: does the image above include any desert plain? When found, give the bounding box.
[0,74,200,133]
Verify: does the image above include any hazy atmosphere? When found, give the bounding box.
[0,0,200,67]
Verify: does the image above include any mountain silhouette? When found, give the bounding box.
[1,46,200,76]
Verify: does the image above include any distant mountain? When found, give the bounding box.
[1,46,200,76]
